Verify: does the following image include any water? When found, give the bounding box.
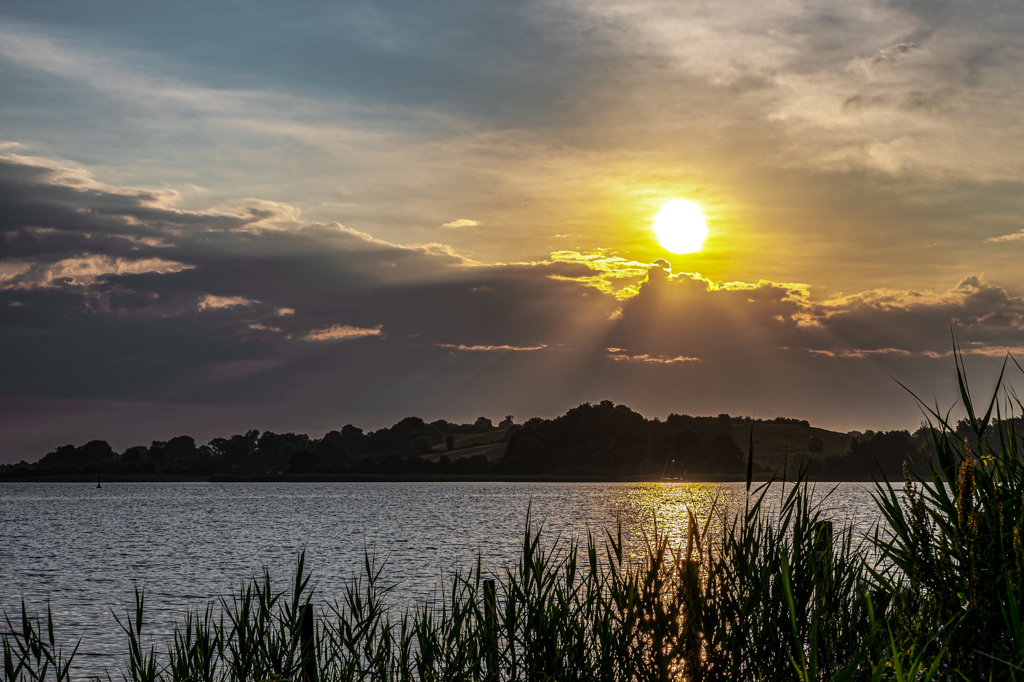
[0,481,884,678]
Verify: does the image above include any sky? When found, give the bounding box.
[3,0,1024,461]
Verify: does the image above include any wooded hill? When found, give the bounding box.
[0,400,945,480]
[500,401,934,479]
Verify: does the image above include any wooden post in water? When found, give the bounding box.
[483,579,498,682]
[300,603,317,682]
[813,520,834,607]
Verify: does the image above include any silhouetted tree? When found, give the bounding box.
[316,431,351,469]
[430,419,453,434]
[335,425,369,457]
[165,436,197,462]
[38,441,117,471]
[375,417,444,451]
[118,446,149,473]
[701,433,744,473]
[406,435,432,455]
[501,401,648,475]
[80,440,116,464]
[829,429,923,477]
[288,449,321,474]
[38,444,78,468]
[256,432,311,471]
[671,430,702,475]
[122,446,145,466]
[209,430,260,463]
[656,414,733,448]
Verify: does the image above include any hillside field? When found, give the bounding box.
[732,420,854,472]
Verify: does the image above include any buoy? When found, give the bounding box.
[97,476,102,489]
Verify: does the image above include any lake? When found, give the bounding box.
[0,481,886,678]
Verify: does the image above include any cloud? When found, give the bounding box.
[442,219,478,228]
[609,267,1024,361]
[0,151,183,207]
[197,294,258,311]
[301,324,384,343]
[805,348,939,359]
[434,343,546,351]
[570,0,1024,182]
[987,230,1024,243]
[4,4,1024,304]
[0,255,192,290]
[3,151,1024,459]
[4,0,1024,459]
[607,351,700,364]
[543,250,654,299]
[248,323,281,333]
[204,200,304,232]
[870,43,921,65]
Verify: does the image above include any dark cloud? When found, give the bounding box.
[610,264,1024,360]
[0,154,618,457]
[0,154,1022,460]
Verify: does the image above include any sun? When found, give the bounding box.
[652,199,709,254]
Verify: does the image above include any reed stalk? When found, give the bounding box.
[10,351,1024,680]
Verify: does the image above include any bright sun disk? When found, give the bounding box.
[652,200,709,254]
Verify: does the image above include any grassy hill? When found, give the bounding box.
[736,420,854,472]
[430,430,507,453]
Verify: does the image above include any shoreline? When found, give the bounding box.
[0,472,882,483]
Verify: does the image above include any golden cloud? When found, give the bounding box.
[434,343,547,351]
[544,250,655,299]
[302,324,384,342]
[0,256,193,290]
[197,294,257,311]
[986,230,1024,243]
[607,351,700,364]
[247,323,281,333]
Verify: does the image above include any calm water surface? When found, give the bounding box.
[0,481,885,677]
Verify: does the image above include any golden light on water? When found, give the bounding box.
[652,200,709,254]
[618,483,743,560]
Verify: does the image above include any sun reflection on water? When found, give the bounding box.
[604,481,883,568]
[614,483,746,561]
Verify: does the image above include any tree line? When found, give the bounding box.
[0,400,968,480]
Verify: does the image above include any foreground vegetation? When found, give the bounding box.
[8,358,1024,679]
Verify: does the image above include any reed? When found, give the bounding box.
[872,350,1024,678]
[9,352,1024,680]
[0,489,918,682]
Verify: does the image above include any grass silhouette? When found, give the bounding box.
[7,351,1024,680]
